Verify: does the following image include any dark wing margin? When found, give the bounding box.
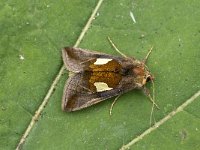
[62,72,137,112]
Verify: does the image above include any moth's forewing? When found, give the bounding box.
[62,47,135,73]
[62,72,138,111]
[62,47,143,111]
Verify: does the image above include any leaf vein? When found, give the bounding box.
[120,90,200,150]
[15,0,104,149]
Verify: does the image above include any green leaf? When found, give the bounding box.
[1,0,200,150]
[0,0,99,149]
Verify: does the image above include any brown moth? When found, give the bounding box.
[62,42,155,112]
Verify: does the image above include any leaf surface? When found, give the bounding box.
[1,0,200,150]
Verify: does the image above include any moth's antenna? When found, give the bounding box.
[107,37,128,58]
[143,46,153,64]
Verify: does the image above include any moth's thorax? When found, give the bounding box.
[132,65,152,87]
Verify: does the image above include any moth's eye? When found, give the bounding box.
[146,76,151,82]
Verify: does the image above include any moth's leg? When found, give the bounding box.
[109,95,121,115]
[107,37,128,58]
[142,87,159,109]
[150,101,156,126]
[143,46,153,64]
[143,86,159,126]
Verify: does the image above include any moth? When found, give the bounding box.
[62,38,157,112]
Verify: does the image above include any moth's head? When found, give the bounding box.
[132,65,154,87]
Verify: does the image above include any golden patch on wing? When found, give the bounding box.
[89,59,121,72]
[89,72,122,92]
